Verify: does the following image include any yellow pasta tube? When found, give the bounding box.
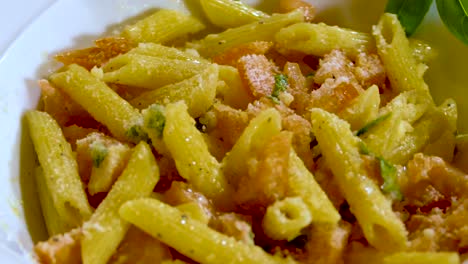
[49,64,145,143]
[338,85,380,131]
[288,150,340,224]
[200,0,268,28]
[102,54,207,90]
[222,108,282,188]
[163,101,226,199]
[310,108,407,252]
[119,198,296,264]
[128,42,206,62]
[373,13,428,92]
[275,22,374,58]
[81,142,160,264]
[217,65,253,109]
[35,166,68,236]
[196,10,304,57]
[122,9,205,44]
[26,110,92,229]
[131,64,219,118]
[383,252,460,264]
[262,197,312,241]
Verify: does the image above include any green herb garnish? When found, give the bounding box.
[356,113,392,137]
[386,0,468,44]
[378,157,404,201]
[126,125,149,143]
[385,0,434,36]
[268,74,289,104]
[90,142,108,168]
[145,104,166,138]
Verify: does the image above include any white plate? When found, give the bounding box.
[0,0,467,262]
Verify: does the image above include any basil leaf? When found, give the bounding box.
[436,0,468,45]
[269,74,289,104]
[356,113,392,137]
[378,157,404,201]
[90,142,108,168]
[385,0,434,36]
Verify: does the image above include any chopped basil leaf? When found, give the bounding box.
[126,125,148,143]
[269,74,289,104]
[146,104,166,138]
[356,113,392,137]
[378,157,404,201]
[90,142,108,168]
[359,141,371,155]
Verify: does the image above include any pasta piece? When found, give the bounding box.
[288,150,340,224]
[337,85,380,131]
[278,0,316,22]
[310,108,407,252]
[200,0,268,28]
[383,252,460,264]
[373,13,428,92]
[81,142,160,264]
[109,226,172,264]
[122,9,205,44]
[275,23,374,59]
[102,53,207,90]
[222,108,282,193]
[217,65,254,109]
[283,62,309,115]
[176,202,211,225]
[196,10,304,57]
[128,42,205,62]
[119,198,297,264]
[262,197,312,241]
[35,166,68,236]
[163,101,226,199]
[49,64,145,143]
[130,64,219,118]
[26,111,92,229]
[142,104,169,156]
[361,89,434,164]
[75,133,132,195]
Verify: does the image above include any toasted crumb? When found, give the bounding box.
[354,52,386,89]
[34,228,82,264]
[279,0,316,22]
[213,41,273,67]
[238,54,278,98]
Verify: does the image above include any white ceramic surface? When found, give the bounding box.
[0,0,467,262]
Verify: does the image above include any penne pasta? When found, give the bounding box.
[163,101,226,199]
[49,64,146,143]
[373,13,428,92]
[122,9,205,44]
[130,64,219,118]
[81,142,160,264]
[288,150,340,224]
[119,198,297,264]
[262,197,312,241]
[27,110,92,230]
[196,10,304,57]
[200,0,268,28]
[310,108,408,252]
[275,22,375,58]
[102,53,208,90]
[35,166,68,236]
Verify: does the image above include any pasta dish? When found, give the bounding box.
[27,0,467,263]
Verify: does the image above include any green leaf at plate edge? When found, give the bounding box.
[436,0,468,45]
[385,0,434,36]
